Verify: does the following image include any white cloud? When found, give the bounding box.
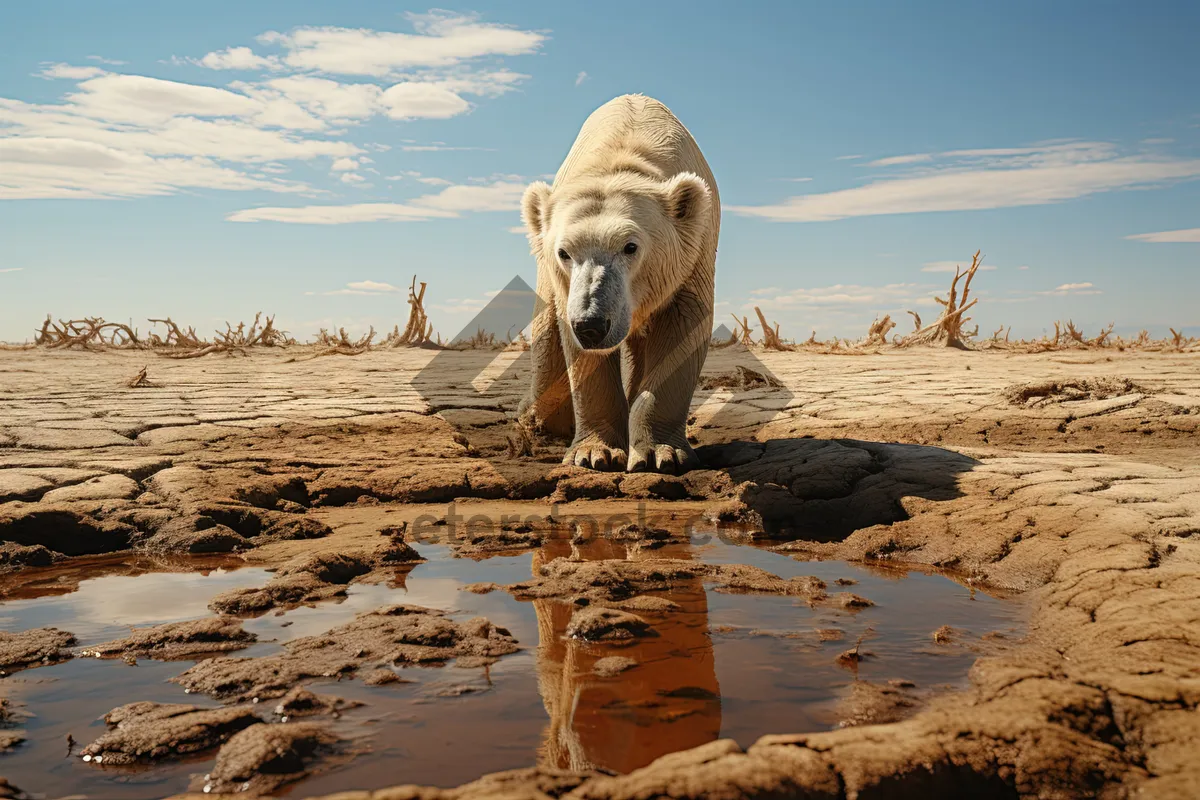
[253,11,546,77]
[508,225,526,234]
[1017,265,1030,270]
[921,260,997,273]
[0,268,23,273]
[347,280,399,292]
[575,71,588,86]
[228,202,458,224]
[1126,227,1200,243]
[228,179,526,224]
[87,55,127,66]
[339,172,366,184]
[732,141,1200,222]
[869,153,932,167]
[835,154,862,161]
[257,75,382,120]
[38,63,106,80]
[1037,282,1102,296]
[195,46,281,71]
[330,157,358,171]
[380,82,470,119]
[749,283,931,309]
[0,137,311,199]
[777,177,812,182]
[2,13,540,201]
[410,180,525,212]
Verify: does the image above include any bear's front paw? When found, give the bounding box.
[627,442,700,475]
[564,435,628,471]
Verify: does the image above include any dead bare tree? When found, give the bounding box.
[147,318,205,349]
[900,250,983,349]
[161,312,287,359]
[730,314,755,346]
[753,307,795,351]
[35,317,142,350]
[866,314,896,345]
[385,276,435,347]
[286,327,378,362]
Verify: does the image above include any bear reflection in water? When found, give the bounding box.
[529,537,720,773]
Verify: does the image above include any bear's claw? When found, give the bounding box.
[565,440,628,471]
[627,444,699,475]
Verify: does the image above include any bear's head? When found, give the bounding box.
[521,172,713,352]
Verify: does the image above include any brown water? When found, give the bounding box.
[0,532,1023,798]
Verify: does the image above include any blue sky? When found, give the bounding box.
[1,1,1198,343]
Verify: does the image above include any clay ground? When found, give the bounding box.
[0,345,1198,799]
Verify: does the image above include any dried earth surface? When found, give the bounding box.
[0,346,1197,798]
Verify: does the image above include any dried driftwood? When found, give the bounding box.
[36,316,141,350]
[125,366,158,388]
[866,314,896,345]
[730,315,755,346]
[385,276,435,347]
[161,312,289,359]
[754,307,795,351]
[900,250,982,349]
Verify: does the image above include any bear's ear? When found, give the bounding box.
[663,172,712,239]
[521,181,553,240]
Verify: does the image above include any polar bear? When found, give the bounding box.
[519,94,719,474]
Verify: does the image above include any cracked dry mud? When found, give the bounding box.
[0,346,1197,798]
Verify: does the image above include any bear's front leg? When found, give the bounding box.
[564,345,628,470]
[624,291,710,474]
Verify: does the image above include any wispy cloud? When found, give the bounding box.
[0,268,23,274]
[36,63,106,80]
[731,141,1200,222]
[228,179,526,223]
[869,153,932,167]
[747,282,936,310]
[1126,227,1200,243]
[189,46,281,71]
[320,279,403,296]
[243,11,547,77]
[575,71,588,86]
[1036,282,1102,296]
[835,154,862,161]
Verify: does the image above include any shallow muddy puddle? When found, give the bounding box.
[0,529,1024,798]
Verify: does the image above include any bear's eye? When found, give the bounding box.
[557,249,570,261]
[623,242,638,256]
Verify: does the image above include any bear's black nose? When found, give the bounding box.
[572,316,611,349]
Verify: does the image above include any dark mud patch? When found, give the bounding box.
[1003,376,1146,405]
[698,366,784,390]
